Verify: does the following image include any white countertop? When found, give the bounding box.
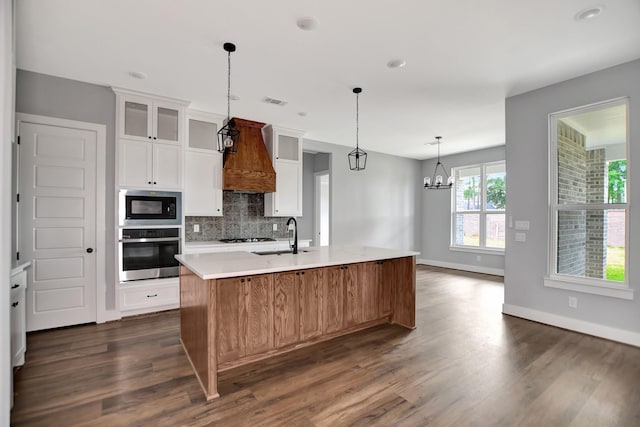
[11,261,32,276]
[176,245,419,280]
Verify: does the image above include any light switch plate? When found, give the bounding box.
[273,223,278,231]
[193,224,200,233]
[515,220,530,230]
[515,232,526,242]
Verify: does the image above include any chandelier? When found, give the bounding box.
[423,136,453,189]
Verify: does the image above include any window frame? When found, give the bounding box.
[450,160,506,253]
[545,97,632,300]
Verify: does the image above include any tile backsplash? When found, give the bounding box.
[185,191,292,241]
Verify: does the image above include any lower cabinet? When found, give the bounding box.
[119,278,179,316]
[299,269,323,340]
[273,268,324,347]
[10,269,27,367]
[213,259,410,366]
[217,274,274,363]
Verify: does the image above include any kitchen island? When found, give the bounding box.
[176,245,418,400]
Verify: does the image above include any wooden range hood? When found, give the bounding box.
[223,118,276,192]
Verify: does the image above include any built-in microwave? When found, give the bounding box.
[119,189,182,226]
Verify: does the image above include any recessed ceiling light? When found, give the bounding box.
[387,59,406,69]
[575,6,604,21]
[128,71,147,79]
[230,94,240,101]
[298,112,308,117]
[296,17,318,31]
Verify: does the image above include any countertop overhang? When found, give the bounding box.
[175,245,419,280]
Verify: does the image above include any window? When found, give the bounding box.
[546,97,631,299]
[451,161,506,251]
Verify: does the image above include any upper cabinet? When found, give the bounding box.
[184,110,224,216]
[118,92,185,145]
[263,125,304,217]
[114,89,188,190]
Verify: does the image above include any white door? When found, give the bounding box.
[19,121,97,331]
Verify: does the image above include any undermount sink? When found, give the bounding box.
[252,249,308,256]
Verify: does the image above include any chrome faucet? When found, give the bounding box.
[286,217,298,254]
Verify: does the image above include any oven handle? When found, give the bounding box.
[119,237,181,243]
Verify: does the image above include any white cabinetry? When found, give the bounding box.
[118,138,182,189]
[114,89,188,190]
[10,268,27,367]
[119,277,179,317]
[262,125,303,217]
[184,111,224,216]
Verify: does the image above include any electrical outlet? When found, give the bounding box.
[476,255,482,262]
[569,296,578,308]
[515,232,526,242]
[193,224,200,233]
[272,223,278,231]
[515,220,530,230]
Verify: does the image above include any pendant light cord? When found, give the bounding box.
[356,92,359,149]
[226,51,231,120]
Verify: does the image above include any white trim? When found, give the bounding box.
[502,303,640,348]
[544,277,633,300]
[15,113,112,324]
[417,258,504,276]
[111,86,190,105]
[448,246,505,255]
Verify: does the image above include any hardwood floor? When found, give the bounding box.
[11,266,640,426]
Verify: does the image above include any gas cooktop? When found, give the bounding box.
[219,237,276,243]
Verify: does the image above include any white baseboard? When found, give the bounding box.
[417,258,504,277]
[502,303,640,348]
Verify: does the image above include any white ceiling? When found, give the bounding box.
[15,0,640,160]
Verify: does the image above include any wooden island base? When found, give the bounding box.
[179,256,416,400]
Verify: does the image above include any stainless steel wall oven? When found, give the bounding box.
[119,228,181,282]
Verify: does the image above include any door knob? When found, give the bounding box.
[86,248,94,253]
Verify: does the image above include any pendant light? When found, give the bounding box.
[423,136,453,189]
[348,87,367,171]
[217,42,239,154]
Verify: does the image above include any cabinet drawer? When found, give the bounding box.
[120,280,179,313]
[11,270,26,290]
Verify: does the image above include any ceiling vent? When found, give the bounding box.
[262,97,288,106]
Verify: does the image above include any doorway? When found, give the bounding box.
[314,172,330,246]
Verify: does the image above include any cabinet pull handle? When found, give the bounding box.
[247,278,251,282]
[153,181,157,185]
[240,279,245,283]
[296,272,300,276]
[153,137,157,140]
[147,294,158,298]
[11,284,19,289]
[12,301,19,307]
[148,181,152,184]
[148,136,152,139]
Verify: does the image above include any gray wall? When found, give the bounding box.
[421,146,505,273]
[505,58,640,333]
[303,139,422,251]
[15,69,117,311]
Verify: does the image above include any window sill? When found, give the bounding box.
[449,246,505,256]
[544,277,634,300]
